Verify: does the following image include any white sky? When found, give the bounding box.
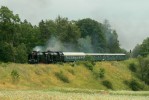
[1,0,149,51]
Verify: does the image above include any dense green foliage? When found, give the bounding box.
[138,56,149,85]
[129,79,144,91]
[84,61,94,71]
[0,6,125,63]
[129,63,137,72]
[126,56,149,86]
[131,36,149,86]
[132,37,149,57]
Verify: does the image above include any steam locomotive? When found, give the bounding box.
[28,51,127,64]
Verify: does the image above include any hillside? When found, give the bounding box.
[0,60,148,90]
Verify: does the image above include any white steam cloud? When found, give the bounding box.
[45,37,64,51]
[33,46,44,52]
[33,36,95,52]
[33,37,77,52]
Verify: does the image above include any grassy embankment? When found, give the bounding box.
[0,59,148,90]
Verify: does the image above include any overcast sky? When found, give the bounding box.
[1,0,149,51]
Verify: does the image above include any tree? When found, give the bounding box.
[0,6,20,45]
[54,16,81,51]
[65,23,81,43]
[0,6,124,63]
[0,6,40,62]
[19,20,40,52]
[132,44,141,57]
[108,30,121,52]
[103,20,121,53]
[140,37,149,56]
[133,37,149,57]
[55,16,69,41]
[0,6,21,62]
[0,42,16,62]
[76,18,106,52]
[15,43,27,63]
[138,56,149,84]
[39,20,56,43]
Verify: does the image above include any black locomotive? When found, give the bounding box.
[28,51,64,64]
[28,51,127,64]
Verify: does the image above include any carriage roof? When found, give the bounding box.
[63,52,86,56]
[85,53,126,56]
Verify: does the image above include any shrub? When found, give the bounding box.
[55,71,70,83]
[91,61,96,66]
[70,62,76,67]
[1,63,8,68]
[129,63,137,72]
[102,80,113,89]
[94,68,105,79]
[138,56,149,84]
[68,69,75,75]
[11,69,19,83]
[123,80,129,86]
[57,62,63,65]
[129,79,144,91]
[99,68,105,78]
[84,61,93,71]
[85,56,94,61]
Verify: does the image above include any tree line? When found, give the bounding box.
[132,37,149,57]
[0,6,125,63]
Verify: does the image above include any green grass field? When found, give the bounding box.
[0,89,149,100]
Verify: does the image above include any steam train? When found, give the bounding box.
[28,51,127,64]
